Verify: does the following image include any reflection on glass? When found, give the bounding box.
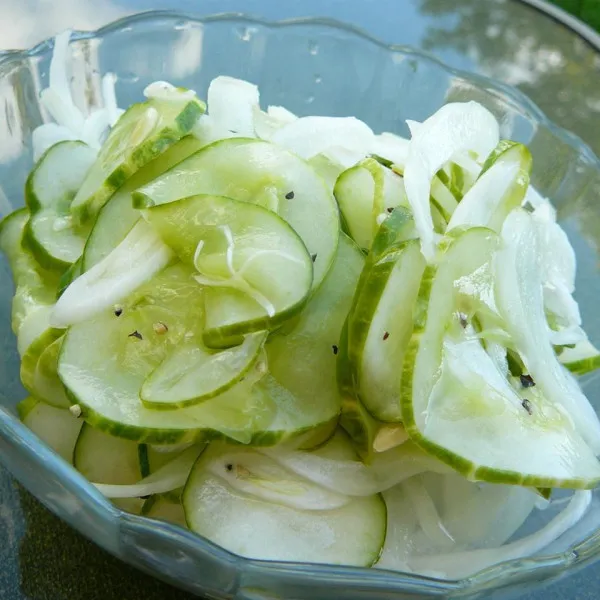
[419,0,600,157]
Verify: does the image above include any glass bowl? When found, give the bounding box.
[2,10,600,600]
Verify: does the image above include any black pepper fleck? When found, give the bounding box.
[383,331,390,341]
[311,254,317,263]
[285,191,295,200]
[114,307,123,317]
[522,399,533,415]
[386,207,394,214]
[520,374,535,388]
[332,345,339,355]
[128,330,143,340]
[225,464,233,472]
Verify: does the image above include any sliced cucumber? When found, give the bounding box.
[338,318,380,461]
[141,194,313,344]
[346,209,425,422]
[74,423,144,513]
[496,210,600,455]
[33,336,70,408]
[183,431,386,565]
[57,258,82,299]
[70,93,205,224]
[82,135,204,272]
[559,339,600,376]
[141,331,267,409]
[307,153,346,194]
[17,396,82,463]
[20,325,66,407]
[142,494,187,527]
[23,141,96,270]
[334,159,406,251]
[402,228,600,489]
[0,209,59,335]
[133,138,339,290]
[58,263,276,444]
[262,234,364,443]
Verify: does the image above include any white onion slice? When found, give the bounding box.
[408,491,591,579]
[261,443,451,497]
[372,132,410,167]
[404,477,455,549]
[32,123,79,161]
[51,220,174,328]
[207,75,259,137]
[404,102,499,261]
[94,446,201,499]
[495,210,600,453]
[267,105,298,123]
[271,116,375,161]
[207,451,350,511]
[447,158,522,231]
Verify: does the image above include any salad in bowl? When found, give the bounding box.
[2,25,600,590]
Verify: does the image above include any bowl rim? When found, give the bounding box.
[1,9,600,596]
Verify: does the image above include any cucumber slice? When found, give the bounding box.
[23,141,96,270]
[58,263,276,444]
[402,228,600,489]
[82,135,204,272]
[496,210,600,455]
[559,339,600,376]
[142,495,187,527]
[17,396,82,463]
[33,336,70,408]
[74,423,144,513]
[346,209,425,422]
[133,138,339,290]
[448,140,532,232]
[0,209,59,335]
[141,331,267,409]
[334,159,406,251]
[70,93,205,224]
[183,432,386,565]
[262,234,364,443]
[307,153,345,194]
[141,194,313,343]
[57,258,82,299]
[338,318,380,461]
[20,325,66,407]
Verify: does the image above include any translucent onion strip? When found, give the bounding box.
[94,446,202,499]
[408,491,592,579]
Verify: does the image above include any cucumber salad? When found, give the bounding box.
[3,31,600,580]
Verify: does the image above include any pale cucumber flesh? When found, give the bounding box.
[133,138,339,290]
[403,228,600,488]
[82,135,204,272]
[58,263,276,444]
[71,95,205,224]
[183,431,386,565]
[24,140,97,270]
[18,397,82,463]
[142,194,313,342]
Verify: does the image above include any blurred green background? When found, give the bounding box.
[552,0,600,31]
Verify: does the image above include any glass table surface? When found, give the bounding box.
[0,0,600,598]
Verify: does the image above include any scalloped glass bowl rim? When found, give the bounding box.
[0,9,599,595]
